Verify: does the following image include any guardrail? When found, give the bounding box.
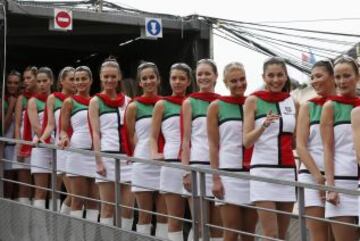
[0,136,359,241]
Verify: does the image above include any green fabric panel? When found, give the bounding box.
[333,101,352,125]
[71,99,88,116]
[218,100,242,123]
[255,98,278,118]
[135,101,153,120]
[308,102,322,124]
[189,97,209,119]
[96,97,117,115]
[35,98,45,113]
[163,100,180,120]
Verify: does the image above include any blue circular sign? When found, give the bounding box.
[146,19,161,36]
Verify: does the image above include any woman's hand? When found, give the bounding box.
[96,159,106,177]
[183,172,192,192]
[261,110,280,129]
[212,175,224,200]
[152,153,164,160]
[58,134,69,149]
[326,191,339,206]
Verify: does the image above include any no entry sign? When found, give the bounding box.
[54,9,72,31]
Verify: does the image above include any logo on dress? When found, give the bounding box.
[284,106,293,115]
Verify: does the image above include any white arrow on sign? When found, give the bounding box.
[145,18,162,38]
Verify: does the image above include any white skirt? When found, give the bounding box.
[325,179,357,218]
[3,144,15,170]
[216,173,251,206]
[31,147,52,174]
[160,161,185,195]
[250,167,296,202]
[56,149,68,174]
[182,163,213,197]
[66,151,96,178]
[298,172,324,207]
[95,157,132,183]
[12,145,31,170]
[131,162,161,192]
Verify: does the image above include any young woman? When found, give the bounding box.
[40,67,75,213]
[24,67,53,209]
[1,70,21,199]
[321,56,359,241]
[296,60,336,241]
[13,66,38,205]
[125,62,167,237]
[149,63,192,241]
[181,59,222,241]
[243,57,297,240]
[59,66,99,221]
[208,62,257,241]
[88,59,134,228]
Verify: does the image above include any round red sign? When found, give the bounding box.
[55,11,71,29]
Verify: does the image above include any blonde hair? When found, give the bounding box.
[223,62,245,84]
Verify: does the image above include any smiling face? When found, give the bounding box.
[6,74,21,95]
[169,69,190,96]
[36,73,52,95]
[196,63,217,92]
[263,63,288,93]
[334,62,359,97]
[139,67,160,95]
[75,71,92,94]
[310,66,334,97]
[101,66,120,92]
[224,68,247,97]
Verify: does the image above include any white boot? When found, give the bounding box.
[16,197,31,205]
[100,217,114,225]
[70,210,83,218]
[210,238,223,241]
[49,199,61,211]
[121,217,133,231]
[187,228,193,241]
[60,202,71,214]
[156,223,168,239]
[85,209,99,222]
[136,224,151,235]
[33,199,46,209]
[168,231,184,241]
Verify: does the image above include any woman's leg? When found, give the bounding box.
[220,204,241,241]
[276,202,294,240]
[240,207,258,241]
[33,173,50,208]
[209,202,223,239]
[255,201,278,240]
[135,191,154,234]
[331,216,358,241]
[305,207,328,241]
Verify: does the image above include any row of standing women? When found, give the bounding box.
[2,56,360,241]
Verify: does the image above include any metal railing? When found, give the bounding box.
[0,136,359,241]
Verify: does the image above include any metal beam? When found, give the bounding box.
[6,0,209,35]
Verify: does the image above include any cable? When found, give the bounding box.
[205,16,360,38]
[220,22,357,46]
[258,17,360,24]
[1,1,7,137]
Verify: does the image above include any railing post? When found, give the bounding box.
[191,170,200,241]
[51,148,58,211]
[0,141,4,198]
[199,172,209,241]
[297,186,307,241]
[114,158,122,228]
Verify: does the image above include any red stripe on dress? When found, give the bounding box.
[279,133,295,167]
